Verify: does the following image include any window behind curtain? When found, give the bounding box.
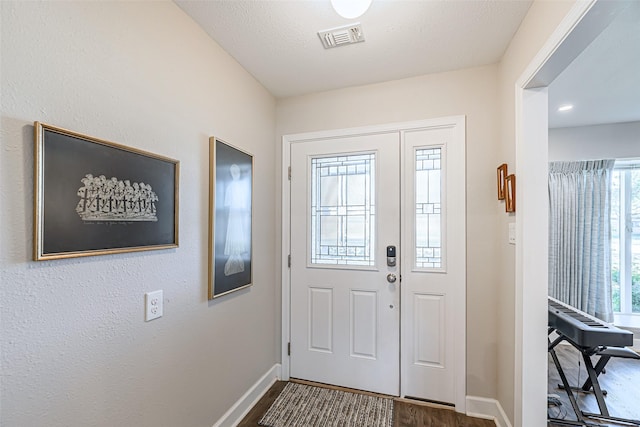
[611,161,640,314]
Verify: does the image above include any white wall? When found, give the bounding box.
[275,4,583,425]
[549,121,640,161]
[497,1,578,424]
[276,65,502,399]
[0,2,277,427]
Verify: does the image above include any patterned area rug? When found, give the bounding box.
[258,382,394,427]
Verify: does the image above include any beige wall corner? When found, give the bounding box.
[496,0,578,424]
[0,2,277,426]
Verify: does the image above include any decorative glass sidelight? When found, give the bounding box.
[310,154,375,266]
[415,147,442,269]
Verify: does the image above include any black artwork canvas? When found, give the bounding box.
[34,122,179,260]
[209,137,253,299]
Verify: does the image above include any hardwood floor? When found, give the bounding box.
[238,343,640,426]
[548,344,640,425]
[237,381,287,427]
[392,400,495,427]
[237,381,496,427]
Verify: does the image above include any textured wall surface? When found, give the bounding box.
[0,2,277,426]
[549,121,640,161]
[497,1,577,423]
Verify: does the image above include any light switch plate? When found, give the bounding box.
[508,223,516,245]
[145,290,163,321]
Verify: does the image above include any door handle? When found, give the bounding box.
[386,273,397,284]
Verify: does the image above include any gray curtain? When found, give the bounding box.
[548,160,615,322]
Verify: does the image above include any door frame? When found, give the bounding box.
[281,116,466,411]
[514,0,627,425]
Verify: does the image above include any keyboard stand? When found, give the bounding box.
[548,328,640,426]
[548,331,599,427]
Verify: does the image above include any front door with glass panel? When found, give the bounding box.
[290,133,400,395]
[288,119,465,404]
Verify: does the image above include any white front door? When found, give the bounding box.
[400,126,466,404]
[290,132,401,395]
[286,118,465,405]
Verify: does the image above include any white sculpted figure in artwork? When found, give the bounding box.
[224,164,250,276]
[76,174,158,222]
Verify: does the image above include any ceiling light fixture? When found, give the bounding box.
[558,104,574,112]
[330,0,372,19]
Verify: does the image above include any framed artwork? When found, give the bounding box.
[505,174,516,213]
[497,163,508,200]
[209,137,253,299]
[33,122,179,260]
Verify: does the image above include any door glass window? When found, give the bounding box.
[415,147,442,269]
[311,154,375,266]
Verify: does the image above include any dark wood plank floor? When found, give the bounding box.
[393,399,495,427]
[548,344,640,425]
[237,344,640,427]
[238,380,496,427]
[238,381,287,427]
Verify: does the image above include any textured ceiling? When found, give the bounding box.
[175,0,533,98]
[175,0,640,129]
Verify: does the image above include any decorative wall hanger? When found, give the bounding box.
[33,122,179,260]
[505,174,516,213]
[497,163,515,213]
[497,163,508,200]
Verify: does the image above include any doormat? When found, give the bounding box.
[258,382,394,427]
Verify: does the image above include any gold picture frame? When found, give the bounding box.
[505,174,516,213]
[208,137,253,299]
[33,122,179,260]
[497,163,508,200]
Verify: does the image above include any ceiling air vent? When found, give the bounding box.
[318,23,365,49]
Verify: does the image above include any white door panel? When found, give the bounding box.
[290,133,400,396]
[350,289,378,359]
[401,126,465,403]
[309,287,333,352]
[287,118,465,405]
[413,293,445,368]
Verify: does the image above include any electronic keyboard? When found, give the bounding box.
[548,296,632,349]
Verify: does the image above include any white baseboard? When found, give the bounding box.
[212,364,281,427]
[210,370,513,427]
[466,396,511,427]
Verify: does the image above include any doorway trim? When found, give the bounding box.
[512,0,630,425]
[281,116,467,411]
